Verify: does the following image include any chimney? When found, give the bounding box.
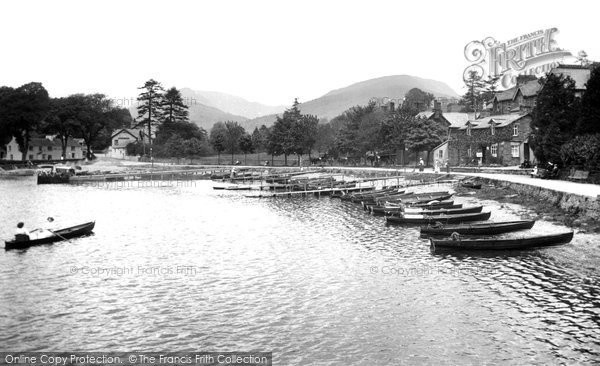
[434,100,442,112]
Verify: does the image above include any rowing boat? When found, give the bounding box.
[374,205,480,216]
[386,211,491,225]
[5,221,96,250]
[429,231,573,251]
[420,220,535,236]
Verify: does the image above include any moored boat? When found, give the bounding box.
[386,211,491,225]
[5,221,96,250]
[420,220,535,236]
[429,231,574,251]
[375,205,480,216]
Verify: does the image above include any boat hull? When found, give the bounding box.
[430,231,574,251]
[420,220,535,236]
[5,221,95,250]
[386,211,491,225]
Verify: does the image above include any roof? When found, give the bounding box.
[442,113,470,128]
[416,111,434,119]
[27,137,81,147]
[551,65,591,90]
[494,87,518,102]
[459,114,528,130]
[111,128,142,139]
[519,80,542,97]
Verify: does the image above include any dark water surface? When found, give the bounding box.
[1,178,599,364]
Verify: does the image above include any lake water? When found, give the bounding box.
[1,178,599,364]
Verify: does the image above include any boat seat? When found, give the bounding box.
[14,234,30,242]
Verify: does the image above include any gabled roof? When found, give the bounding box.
[111,128,142,140]
[519,80,542,97]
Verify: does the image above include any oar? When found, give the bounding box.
[49,230,70,242]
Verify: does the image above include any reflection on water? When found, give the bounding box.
[0,178,599,364]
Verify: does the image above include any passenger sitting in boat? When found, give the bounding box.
[30,217,57,240]
[15,222,30,241]
[450,232,461,241]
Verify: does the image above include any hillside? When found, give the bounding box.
[181,88,285,119]
[243,74,460,130]
[130,102,247,132]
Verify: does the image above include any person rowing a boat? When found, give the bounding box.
[14,222,30,242]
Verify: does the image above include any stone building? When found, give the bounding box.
[2,136,84,161]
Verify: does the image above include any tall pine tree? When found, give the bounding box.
[161,87,189,124]
[137,79,164,145]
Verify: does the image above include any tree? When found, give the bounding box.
[314,123,336,156]
[270,99,302,165]
[404,115,447,165]
[0,82,50,160]
[239,134,254,165]
[223,121,245,164]
[578,64,600,134]
[577,50,590,67]
[531,73,579,165]
[209,122,227,164]
[460,71,487,113]
[161,87,189,124]
[73,94,123,159]
[403,88,434,113]
[292,114,319,164]
[40,97,80,159]
[137,79,164,148]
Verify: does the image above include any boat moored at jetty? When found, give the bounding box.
[420,220,536,237]
[429,231,574,251]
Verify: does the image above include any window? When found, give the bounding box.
[71,153,75,158]
[10,154,13,160]
[114,139,119,146]
[8,145,11,151]
[29,155,33,160]
[29,146,33,151]
[513,124,519,136]
[47,155,52,160]
[511,143,519,158]
[438,150,443,159]
[42,154,46,159]
[467,147,472,157]
[491,144,498,157]
[47,146,53,151]
[466,125,471,136]
[491,123,495,136]
[71,146,75,151]
[39,146,42,152]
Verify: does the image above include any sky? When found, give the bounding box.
[0,0,597,107]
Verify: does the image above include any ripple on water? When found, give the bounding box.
[0,180,599,363]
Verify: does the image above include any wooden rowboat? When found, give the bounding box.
[5,221,95,250]
[386,211,491,225]
[376,205,481,216]
[420,220,535,236]
[429,231,574,251]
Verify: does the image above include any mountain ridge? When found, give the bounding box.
[241,74,460,131]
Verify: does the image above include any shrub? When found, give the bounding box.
[560,134,600,171]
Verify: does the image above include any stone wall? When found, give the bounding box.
[473,176,600,219]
